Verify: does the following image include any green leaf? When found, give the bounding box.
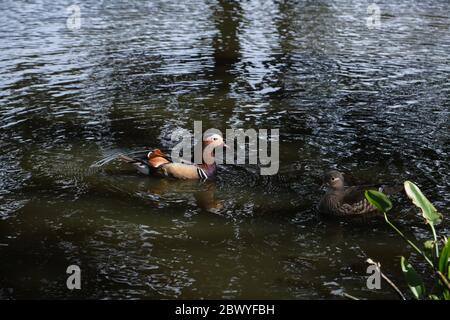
[444,289,450,300]
[404,181,442,226]
[423,240,434,251]
[365,190,392,213]
[400,256,426,299]
[423,240,436,258]
[439,238,450,275]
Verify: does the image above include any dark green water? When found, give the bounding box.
[0,0,449,299]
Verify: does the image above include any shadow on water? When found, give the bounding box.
[0,0,449,299]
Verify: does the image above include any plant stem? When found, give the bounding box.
[430,224,439,259]
[342,292,360,300]
[380,272,407,300]
[367,258,407,300]
[436,271,450,292]
[384,213,434,268]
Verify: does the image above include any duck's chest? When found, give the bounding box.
[201,164,217,178]
[319,192,345,211]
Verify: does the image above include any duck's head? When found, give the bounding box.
[201,133,229,165]
[202,133,229,149]
[323,170,345,190]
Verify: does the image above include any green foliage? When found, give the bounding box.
[423,240,434,251]
[400,256,425,299]
[444,290,450,300]
[404,181,442,226]
[365,190,392,212]
[364,182,449,300]
[438,238,450,275]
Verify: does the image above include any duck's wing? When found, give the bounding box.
[339,200,378,217]
[319,192,378,217]
[340,186,380,214]
[148,149,171,168]
[342,186,370,205]
[343,183,403,205]
[156,163,208,180]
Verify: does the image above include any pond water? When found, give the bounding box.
[0,0,449,299]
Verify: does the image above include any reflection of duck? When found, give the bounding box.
[118,134,228,180]
[318,170,401,219]
[146,179,224,213]
[194,183,224,213]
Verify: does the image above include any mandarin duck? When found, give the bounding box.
[318,170,401,218]
[118,133,228,180]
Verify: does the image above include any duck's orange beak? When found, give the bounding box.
[223,143,230,149]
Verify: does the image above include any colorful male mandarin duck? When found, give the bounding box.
[118,134,228,180]
[318,170,401,218]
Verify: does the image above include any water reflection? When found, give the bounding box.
[0,0,449,299]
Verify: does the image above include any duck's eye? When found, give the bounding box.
[213,137,218,141]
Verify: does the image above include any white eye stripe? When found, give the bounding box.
[197,168,208,180]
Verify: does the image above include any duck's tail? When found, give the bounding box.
[118,149,172,176]
[117,154,145,164]
[117,154,151,175]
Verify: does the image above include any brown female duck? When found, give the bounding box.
[318,170,401,218]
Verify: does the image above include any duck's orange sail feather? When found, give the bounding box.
[148,149,170,168]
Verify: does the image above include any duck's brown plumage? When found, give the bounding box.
[319,186,380,217]
[318,170,402,218]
